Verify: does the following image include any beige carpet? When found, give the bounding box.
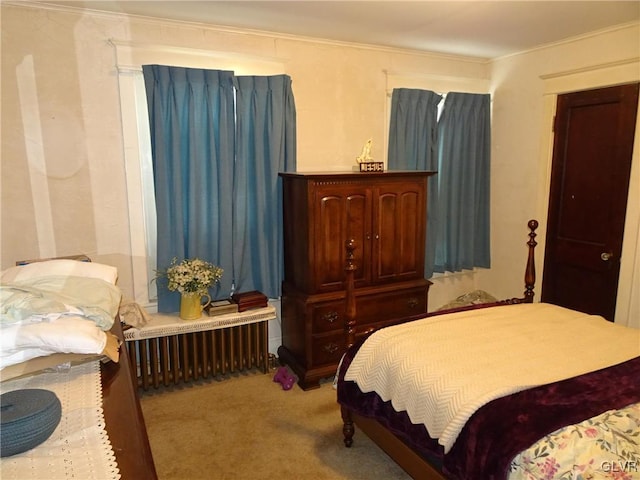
[139,371,412,480]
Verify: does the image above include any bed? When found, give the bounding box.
[336,220,640,480]
[0,258,157,479]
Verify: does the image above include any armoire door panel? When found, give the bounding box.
[345,192,371,286]
[376,191,399,279]
[316,194,346,290]
[374,183,425,282]
[398,190,423,275]
[314,185,370,291]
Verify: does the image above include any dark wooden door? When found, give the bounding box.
[542,83,639,321]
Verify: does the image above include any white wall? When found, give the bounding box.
[1,2,486,286]
[2,3,638,326]
[482,24,640,326]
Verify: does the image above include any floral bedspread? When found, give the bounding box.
[509,402,640,480]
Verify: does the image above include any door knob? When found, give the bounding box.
[600,252,613,261]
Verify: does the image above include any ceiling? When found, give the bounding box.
[27,1,640,58]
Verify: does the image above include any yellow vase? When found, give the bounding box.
[179,292,211,320]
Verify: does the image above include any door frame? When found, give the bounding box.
[537,60,640,326]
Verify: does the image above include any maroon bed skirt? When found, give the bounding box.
[337,335,640,480]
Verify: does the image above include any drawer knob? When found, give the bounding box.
[322,311,339,324]
[323,343,339,354]
[407,297,419,308]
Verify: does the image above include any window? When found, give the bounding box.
[112,40,285,309]
[385,71,491,278]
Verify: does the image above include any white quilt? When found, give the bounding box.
[0,276,121,329]
[343,303,640,452]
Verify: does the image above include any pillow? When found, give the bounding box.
[0,316,107,370]
[1,260,117,285]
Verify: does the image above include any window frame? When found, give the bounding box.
[111,40,285,309]
[384,71,491,278]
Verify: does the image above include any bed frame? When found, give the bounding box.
[340,219,539,480]
[103,320,158,479]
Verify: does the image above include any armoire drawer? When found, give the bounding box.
[311,303,346,334]
[310,331,345,366]
[356,287,427,325]
[310,286,427,335]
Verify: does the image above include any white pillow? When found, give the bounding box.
[1,259,117,285]
[0,316,107,370]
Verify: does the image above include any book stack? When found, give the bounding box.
[231,290,268,312]
[205,299,239,317]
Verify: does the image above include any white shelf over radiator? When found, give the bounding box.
[123,306,277,341]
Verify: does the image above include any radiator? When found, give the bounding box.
[124,315,270,391]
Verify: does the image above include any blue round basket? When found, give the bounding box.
[1,389,62,457]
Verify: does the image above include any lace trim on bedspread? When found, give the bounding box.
[0,360,120,479]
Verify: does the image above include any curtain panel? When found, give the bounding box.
[143,65,236,312]
[234,75,297,298]
[143,65,296,312]
[434,92,491,273]
[387,88,442,278]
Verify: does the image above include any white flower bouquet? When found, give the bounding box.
[157,257,223,296]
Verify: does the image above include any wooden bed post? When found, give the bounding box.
[344,239,357,349]
[342,239,358,448]
[523,219,538,303]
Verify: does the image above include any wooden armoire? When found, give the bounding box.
[278,171,435,390]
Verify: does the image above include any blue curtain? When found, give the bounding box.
[144,66,297,311]
[233,75,297,298]
[434,92,491,273]
[387,88,443,278]
[143,65,237,312]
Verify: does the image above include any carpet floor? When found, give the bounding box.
[139,370,412,480]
